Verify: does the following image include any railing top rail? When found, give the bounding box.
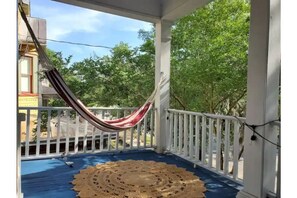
[166,109,246,122]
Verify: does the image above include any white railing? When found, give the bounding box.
[18,106,280,193]
[18,106,155,160]
[166,109,280,187]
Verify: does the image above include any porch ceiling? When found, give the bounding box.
[53,0,212,23]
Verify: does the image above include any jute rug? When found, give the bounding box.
[72,160,207,198]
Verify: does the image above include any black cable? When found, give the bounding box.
[199,112,280,148]
[18,34,113,49]
[232,116,280,148]
[249,118,280,128]
[46,38,113,49]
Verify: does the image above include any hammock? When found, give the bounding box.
[18,4,165,132]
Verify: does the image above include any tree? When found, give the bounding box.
[171,0,250,116]
[45,40,155,108]
[45,48,73,107]
[169,0,250,171]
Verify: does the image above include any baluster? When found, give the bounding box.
[208,118,213,168]
[183,114,188,157]
[173,113,178,153]
[74,112,79,154]
[189,115,194,160]
[83,119,88,153]
[46,110,51,155]
[150,110,154,147]
[201,116,206,165]
[123,110,127,150]
[36,109,41,156]
[115,132,119,151]
[92,127,96,152]
[107,133,111,151]
[123,130,127,150]
[144,116,147,148]
[168,113,173,151]
[65,110,70,155]
[56,110,61,154]
[195,116,200,162]
[216,118,222,171]
[224,119,230,175]
[137,122,141,149]
[130,127,134,149]
[233,121,240,179]
[25,109,30,157]
[100,130,104,151]
[178,113,183,154]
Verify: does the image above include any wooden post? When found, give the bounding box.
[154,20,172,153]
[236,0,280,197]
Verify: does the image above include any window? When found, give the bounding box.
[19,56,33,94]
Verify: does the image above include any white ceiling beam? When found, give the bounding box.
[53,0,161,23]
[161,0,212,22]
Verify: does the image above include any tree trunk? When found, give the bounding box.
[171,92,186,110]
[229,146,244,174]
[220,144,224,171]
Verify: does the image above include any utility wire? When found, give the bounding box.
[46,38,113,49]
[18,34,113,49]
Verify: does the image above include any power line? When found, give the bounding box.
[46,38,113,49]
[18,34,113,49]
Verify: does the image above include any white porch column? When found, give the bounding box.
[237,0,280,198]
[154,20,172,153]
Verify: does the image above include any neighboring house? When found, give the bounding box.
[18,0,56,141]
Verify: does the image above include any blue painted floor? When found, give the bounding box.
[21,150,242,198]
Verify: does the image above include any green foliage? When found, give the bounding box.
[45,41,155,107]
[171,0,250,115]
[45,49,73,107]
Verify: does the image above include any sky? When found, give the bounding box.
[29,0,153,63]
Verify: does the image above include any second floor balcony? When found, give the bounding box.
[18,106,280,197]
[18,16,46,45]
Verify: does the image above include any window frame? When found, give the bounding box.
[19,56,34,95]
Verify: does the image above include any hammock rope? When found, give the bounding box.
[18,4,166,132]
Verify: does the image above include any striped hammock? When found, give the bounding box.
[18,4,165,132]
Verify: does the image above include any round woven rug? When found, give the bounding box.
[72,160,206,198]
